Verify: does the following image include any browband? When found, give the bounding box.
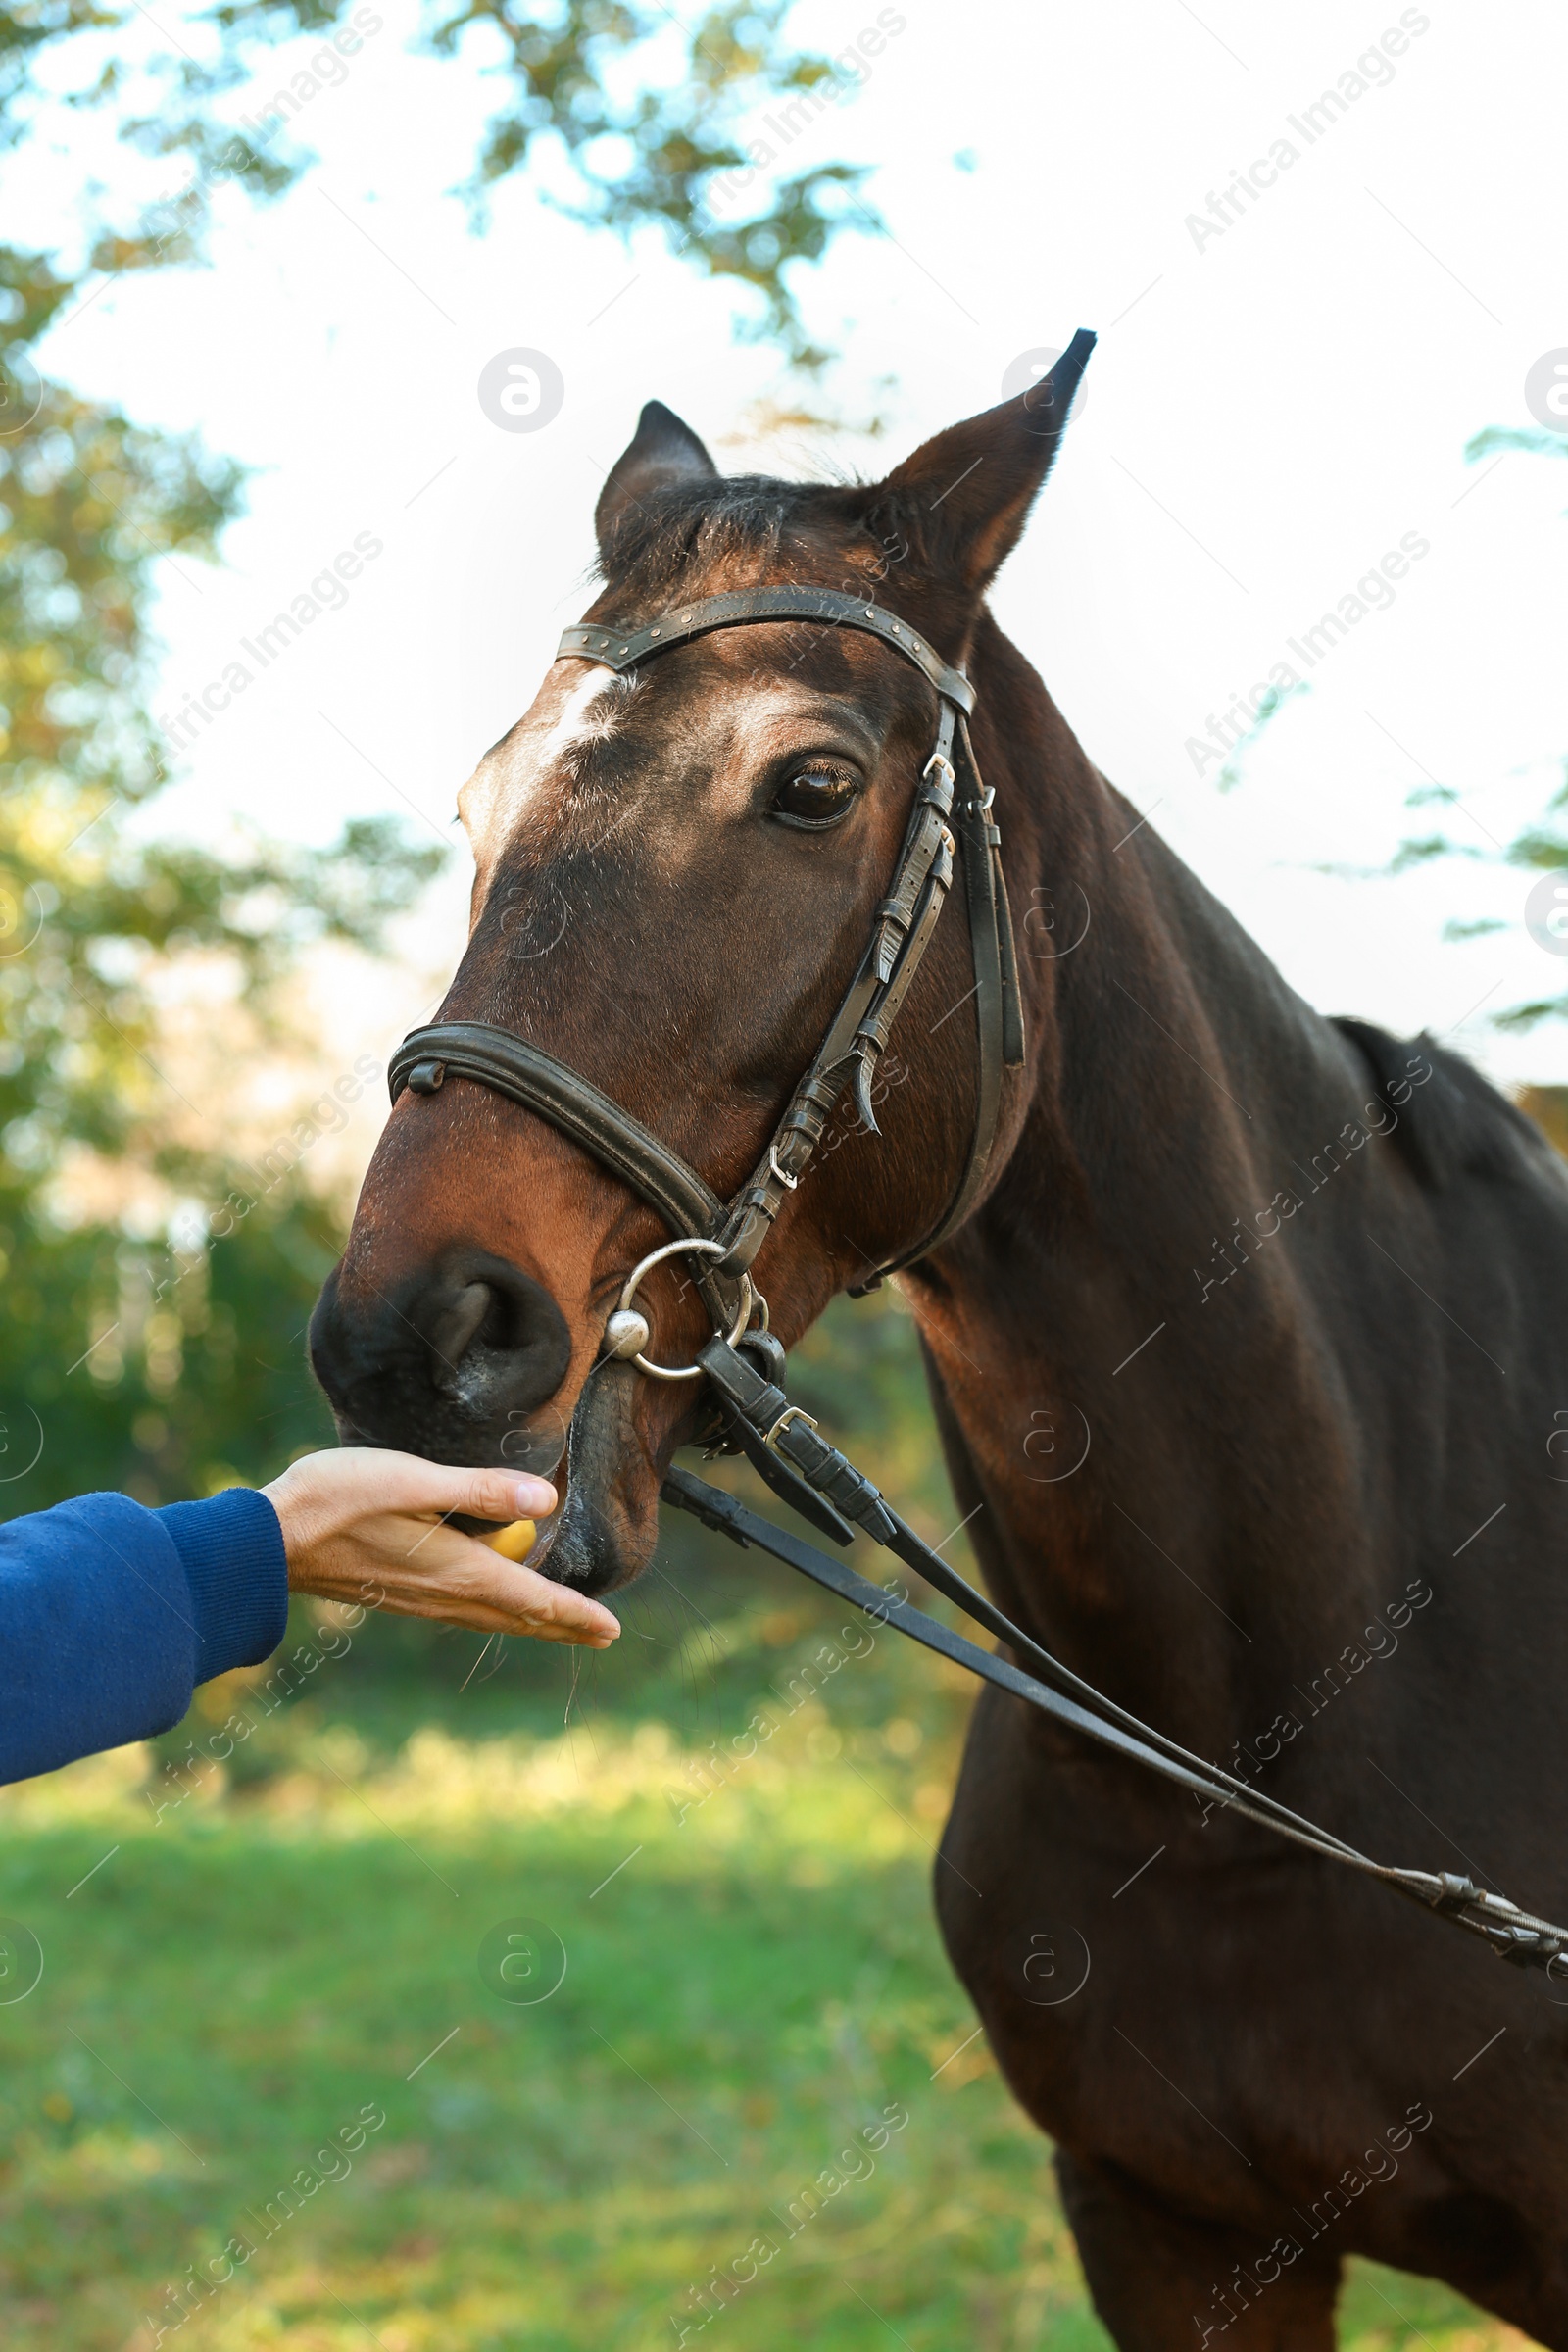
[556,585,976,715]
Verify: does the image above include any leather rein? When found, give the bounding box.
[387,582,1568,1979]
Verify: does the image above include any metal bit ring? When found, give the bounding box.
[605,1238,754,1382]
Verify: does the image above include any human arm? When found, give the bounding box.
[264,1448,618,1645]
[0,1452,615,1786]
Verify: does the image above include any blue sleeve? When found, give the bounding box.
[0,1487,289,1786]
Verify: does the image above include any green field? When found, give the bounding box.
[0,1304,1533,2349]
[0,1623,1526,2347]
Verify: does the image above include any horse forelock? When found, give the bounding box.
[592,470,843,603]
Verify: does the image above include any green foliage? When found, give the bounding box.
[1465,423,1568,467]
[1207,423,1568,1029]
[1381,433,1568,1019]
[0,356,441,1513]
[0,373,440,1516]
[0,1185,340,1513]
[1212,679,1307,794]
[1440,917,1506,941]
[432,0,877,368]
[1493,999,1567,1034]
[0,0,880,1518]
[1386,831,1483,875]
[0,380,238,805]
[1395,760,1568,1026]
[2,0,875,370]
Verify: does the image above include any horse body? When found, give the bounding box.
[920,612,1568,2342]
[312,376,1568,2347]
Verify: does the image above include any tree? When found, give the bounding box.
[1208,423,1568,1035]
[1387,428,1568,1029]
[5,0,876,371]
[0,0,880,1514]
[0,337,448,1507]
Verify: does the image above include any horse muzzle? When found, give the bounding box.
[308,1245,573,1477]
[309,1248,673,1593]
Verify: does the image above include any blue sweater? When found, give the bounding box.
[0,1487,289,1785]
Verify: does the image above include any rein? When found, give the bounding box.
[389,517,1568,1980]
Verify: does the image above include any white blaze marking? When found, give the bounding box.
[540,662,620,767]
[462,661,619,858]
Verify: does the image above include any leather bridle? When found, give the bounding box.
[389,581,1024,1328]
[379,409,1568,1981]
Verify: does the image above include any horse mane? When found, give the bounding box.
[1333,1015,1558,1189]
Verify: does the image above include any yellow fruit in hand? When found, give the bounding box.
[482,1519,536,1562]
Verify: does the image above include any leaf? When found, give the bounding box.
[1494,998,1568,1032]
[1465,425,1568,464]
[1212,680,1307,795]
[1387,835,1485,874]
[1505,832,1568,871]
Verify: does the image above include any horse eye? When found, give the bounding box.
[770,765,860,830]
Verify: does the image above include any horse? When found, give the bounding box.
[310,363,1568,2349]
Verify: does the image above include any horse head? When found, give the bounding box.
[309,355,1089,1592]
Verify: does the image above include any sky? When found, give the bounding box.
[22,0,1568,1092]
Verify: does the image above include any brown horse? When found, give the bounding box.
[311,372,1568,2348]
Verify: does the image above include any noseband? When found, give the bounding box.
[388,582,1025,1345]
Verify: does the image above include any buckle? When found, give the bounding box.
[923,752,956,788]
[764,1404,819,1454]
[767,1140,801,1192]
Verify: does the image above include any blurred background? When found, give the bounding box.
[1,0,1565,2342]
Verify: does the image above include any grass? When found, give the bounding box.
[0,1298,1542,2347]
[0,1703,1537,2351]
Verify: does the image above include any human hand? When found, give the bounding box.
[263,1448,618,1647]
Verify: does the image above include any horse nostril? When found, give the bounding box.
[427,1280,501,1370]
[416,1252,572,1412]
[309,1248,573,1456]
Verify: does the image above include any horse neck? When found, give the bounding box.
[910,619,1374,1738]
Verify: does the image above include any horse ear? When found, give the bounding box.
[865,330,1096,594]
[596,401,718,552]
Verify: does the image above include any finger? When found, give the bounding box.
[339,1449,558,1526]
[459,1547,620,1642]
[368,1589,618,1644]
[364,1521,620,1642]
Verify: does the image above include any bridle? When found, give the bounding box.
[382,412,1568,1981]
[389,578,1026,1348]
